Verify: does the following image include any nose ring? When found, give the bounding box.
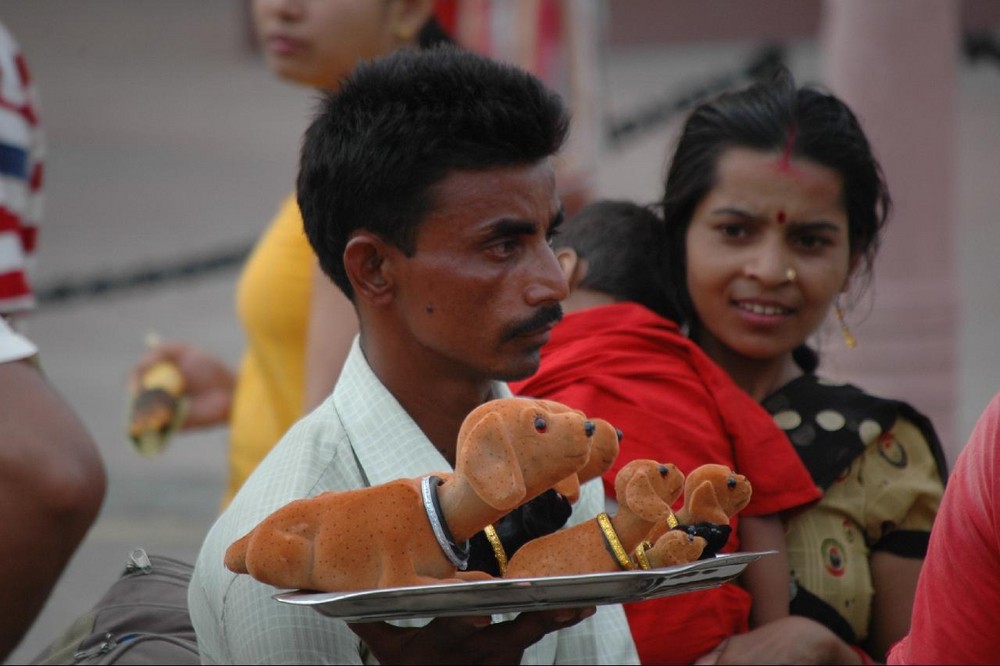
[785,267,797,283]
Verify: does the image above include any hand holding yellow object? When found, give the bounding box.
[127,334,189,457]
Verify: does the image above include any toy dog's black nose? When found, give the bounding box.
[615,428,624,442]
[583,421,595,437]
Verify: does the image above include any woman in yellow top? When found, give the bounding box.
[130,0,445,507]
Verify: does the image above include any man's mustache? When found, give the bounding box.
[500,304,563,343]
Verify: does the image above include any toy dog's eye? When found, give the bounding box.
[534,417,547,433]
[727,476,737,489]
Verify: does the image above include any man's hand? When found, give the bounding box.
[349,607,596,665]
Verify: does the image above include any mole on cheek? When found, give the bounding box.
[425,305,434,314]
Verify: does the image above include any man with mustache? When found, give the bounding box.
[188,46,638,665]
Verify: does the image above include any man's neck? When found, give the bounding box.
[359,335,495,466]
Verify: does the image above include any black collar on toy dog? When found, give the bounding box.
[673,522,732,559]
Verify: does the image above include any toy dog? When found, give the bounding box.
[467,412,622,575]
[224,397,619,592]
[501,459,685,578]
[646,463,753,559]
[633,529,707,569]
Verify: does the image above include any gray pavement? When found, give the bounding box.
[2,3,999,663]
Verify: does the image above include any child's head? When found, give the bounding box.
[554,199,679,322]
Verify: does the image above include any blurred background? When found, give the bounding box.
[2,1,998,662]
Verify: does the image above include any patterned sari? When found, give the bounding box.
[763,375,948,646]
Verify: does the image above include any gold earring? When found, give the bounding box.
[834,297,857,349]
[785,267,797,283]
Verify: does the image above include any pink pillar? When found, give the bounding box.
[819,0,961,461]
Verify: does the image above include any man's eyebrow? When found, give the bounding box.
[484,207,565,237]
[488,218,538,237]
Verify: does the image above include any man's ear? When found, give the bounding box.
[387,0,436,44]
[556,248,588,292]
[343,233,394,306]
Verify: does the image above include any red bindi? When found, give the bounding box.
[776,210,786,224]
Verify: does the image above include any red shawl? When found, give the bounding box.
[511,302,819,664]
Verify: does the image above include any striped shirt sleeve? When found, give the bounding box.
[0,21,43,315]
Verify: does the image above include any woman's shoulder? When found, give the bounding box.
[766,374,928,429]
[763,374,948,486]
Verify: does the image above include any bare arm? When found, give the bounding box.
[738,514,790,627]
[694,615,861,665]
[304,261,358,412]
[0,359,106,660]
[866,551,922,661]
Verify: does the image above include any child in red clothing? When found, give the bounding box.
[510,200,819,664]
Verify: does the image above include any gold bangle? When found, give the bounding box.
[597,512,634,570]
[483,524,508,576]
[665,509,679,530]
[633,541,653,570]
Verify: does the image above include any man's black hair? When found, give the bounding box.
[297,45,570,299]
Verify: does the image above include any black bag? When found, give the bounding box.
[30,548,199,665]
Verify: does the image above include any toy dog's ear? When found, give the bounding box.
[463,411,527,511]
[687,480,730,525]
[624,471,672,524]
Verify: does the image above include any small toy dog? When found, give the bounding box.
[224,397,620,591]
[646,463,753,559]
[501,459,685,578]
[633,530,707,570]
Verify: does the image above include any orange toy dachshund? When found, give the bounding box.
[224,397,620,592]
[644,463,753,560]
[502,459,685,578]
[467,402,622,575]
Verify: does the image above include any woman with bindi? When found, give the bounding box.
[661,66,947,664]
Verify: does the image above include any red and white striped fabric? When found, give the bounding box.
[0,21,43,315]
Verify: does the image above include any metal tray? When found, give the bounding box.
[274,551,772,622]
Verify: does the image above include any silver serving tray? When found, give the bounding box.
[274,551,772,622]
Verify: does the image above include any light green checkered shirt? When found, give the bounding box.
[189,337,638,664]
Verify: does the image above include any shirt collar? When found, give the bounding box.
[334,336,511,487]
